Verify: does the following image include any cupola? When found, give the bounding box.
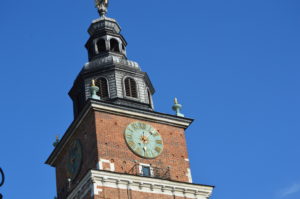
[69,10,155,118]
[85,17,127,61]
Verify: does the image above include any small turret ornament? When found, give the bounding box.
[172,98,184,117]
[95,0,109,17]
[90,79,101,100]
[53,136,60,147]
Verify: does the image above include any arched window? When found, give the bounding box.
[110,39,120,53]
[95,77,109,99]
[124,77,137,98]
[97,39,106,53]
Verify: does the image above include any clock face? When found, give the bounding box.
[125,122,163,159]
[66,139,82,180]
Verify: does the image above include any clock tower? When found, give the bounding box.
[46,2,214,199]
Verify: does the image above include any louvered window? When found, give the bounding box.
[95,78,109,99]
[125,77,137,98]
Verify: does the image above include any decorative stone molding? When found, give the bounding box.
[90,101,193,128]
[67,170,214,199]
[84,55,140,71]
[187,168,193,183]
[97,159,115,172]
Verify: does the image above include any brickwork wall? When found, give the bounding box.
[55,111,98,199]
[54,109,192,199]
[94,111,191,182]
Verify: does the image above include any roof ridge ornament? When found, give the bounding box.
[172,98,185,117]
[95,0,109,17]
[90,79,101,100]
[53,136,60,147]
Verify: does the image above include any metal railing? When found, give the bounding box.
[127,164,171,180]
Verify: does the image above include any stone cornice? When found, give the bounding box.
[83,56,141,72]
[67,170,214,199]
[45,100,193,166]
[90,100,193,128]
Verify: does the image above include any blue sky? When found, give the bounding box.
[0,0,300,199]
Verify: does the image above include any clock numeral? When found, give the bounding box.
[148,150,154,158]
[136,147,143,155]
[127,141,136,148]
[144,150,149,157]
[138,123,146,130]
[153,132,159,137]
[155,140,162,145]
[155,147,162,153]
[145,149,155,158]
[126,134,133,139]
[126,128,134,133]
[146,125,151,131]
[149,129,155,134]
[132,123,139,130]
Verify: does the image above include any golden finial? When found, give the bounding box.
[95,0,109,17]
[91,79,96,87]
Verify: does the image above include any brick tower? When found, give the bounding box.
[46,2,214,199]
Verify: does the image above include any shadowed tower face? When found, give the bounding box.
[46,2,214,199]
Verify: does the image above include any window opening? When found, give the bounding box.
[110,39,120,53]
[124,77,137,98]
[141,166,151,177]
[97,39,106,53]
[95,78,109,99]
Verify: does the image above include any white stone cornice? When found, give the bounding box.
[67,170,214,199]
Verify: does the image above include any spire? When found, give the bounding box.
[68,1,155,118]
[95,0,109,17]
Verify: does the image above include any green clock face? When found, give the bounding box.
[66,139,82,180]
[125,122,163,159]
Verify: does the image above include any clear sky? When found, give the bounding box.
[0,0,299,199]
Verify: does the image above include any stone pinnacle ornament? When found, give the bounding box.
[90,79,101,100]
[172,98,185,117]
